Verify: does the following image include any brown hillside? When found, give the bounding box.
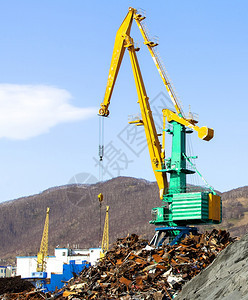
[0,177,247,265]
[219,186,248,236]
[0,177,160,265]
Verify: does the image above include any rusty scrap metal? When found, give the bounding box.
[1,230,234,299]
[57,230,234,299]
[1,290,46,300]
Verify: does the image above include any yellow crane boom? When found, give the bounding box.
[99,7,183,118]
[37,207,50,272]
[99,8,168,198]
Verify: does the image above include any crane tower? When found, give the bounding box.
[37,207,50,272]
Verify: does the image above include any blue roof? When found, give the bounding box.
[55,248,67,250]
[16,256,56,258]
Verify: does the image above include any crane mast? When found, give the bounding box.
[101,206,109,254]
[37,207,50,272]
[99,8,221,244]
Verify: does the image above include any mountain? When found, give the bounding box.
[0,177,247,265]
[217,186,248,236]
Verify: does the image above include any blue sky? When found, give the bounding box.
[0,0,247,202]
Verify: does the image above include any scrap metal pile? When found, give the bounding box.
[1,290,46,300]
[60,229,234,300]
[0,276,45,300]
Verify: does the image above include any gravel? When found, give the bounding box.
[176,232,248,300]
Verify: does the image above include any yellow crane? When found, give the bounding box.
[98,7,221,245]
[37,207,50,272]
[101,205,109,254]
[98,193,109,257]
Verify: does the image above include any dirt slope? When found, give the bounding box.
[176,233,248,300]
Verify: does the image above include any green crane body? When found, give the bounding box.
[150,122,221,227]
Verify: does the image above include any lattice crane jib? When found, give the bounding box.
[101,206,109,253]
[37,207,50,272]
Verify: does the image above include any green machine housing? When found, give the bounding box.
[150,121,222,227]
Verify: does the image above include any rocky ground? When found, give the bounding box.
[176,232,248,300]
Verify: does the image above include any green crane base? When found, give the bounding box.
[150,191,221,227]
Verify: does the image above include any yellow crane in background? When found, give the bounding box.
[37,207,50,272]
[101,205,109,254]
[98,193,109,257]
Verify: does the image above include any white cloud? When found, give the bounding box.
[0,84,97,140]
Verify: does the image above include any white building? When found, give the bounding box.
[0,265,15,278]
[16,247,101,279]
[0,266,7,278]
